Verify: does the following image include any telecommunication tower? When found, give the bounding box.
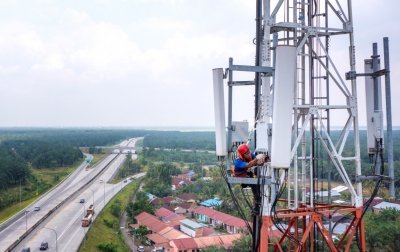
[212,0,393,251]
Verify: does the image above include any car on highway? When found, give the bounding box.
[40,241,48,250]
[21,248,30,252]
[34,206,40,211]
[80,199,85,203]
[100,179,104,183]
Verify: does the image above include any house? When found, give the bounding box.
[363,197,384,210]
[151,196,176,208]
[135,212,154,223]
[177,174,193,180]
[175,193,201,203]
[146,233,169,247]
[193,206,251,234]
[200,198,223,208]
[224,217,248,234]
[176,202,197,213]
[172,177,194,191]
[155,207,174,219]
[373,201,400,214]
[133,211,242,252]
[306,190,341,202]
[170,237,199,252]
[180,219,204,237]
[172,206,187,215]
[193,206,215,223]
[146,193,157,202]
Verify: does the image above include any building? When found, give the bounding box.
[373,201,400,214]
[180,219,204,237]
[175,193,201,203]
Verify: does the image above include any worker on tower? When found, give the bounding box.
[233,144,263,178]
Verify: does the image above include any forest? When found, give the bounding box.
[0,128,399,190]
[0,128,399,209]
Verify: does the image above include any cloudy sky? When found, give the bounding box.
[0,0,398,128]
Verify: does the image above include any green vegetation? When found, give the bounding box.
[78,179,142,252]
[143,131,215,150]
[142,148,216,164]
[143,162,181,197]
[126,191,155,223]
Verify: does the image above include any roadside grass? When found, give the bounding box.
[0,153,108,225]
[0,198,38,224]
[135,139,143,147]
[78,179,141,252]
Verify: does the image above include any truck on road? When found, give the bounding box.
[82,214,93,227]
[87,204,95,215]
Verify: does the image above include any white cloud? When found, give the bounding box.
[0,65,20,74]
[137,17,194,32]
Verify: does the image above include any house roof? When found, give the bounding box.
[213,211,233,222]
[200,198,223,207]
[307,190,341,197]
[165,205,177,212]
[161,228,190,240]
[194,206,215,216]
[374,201,400,210]
[201,227,217,236]
[135,212,153,222]
[163,213,179,222]
[218,234,242,245]
[150,222,169,233]
[180,219,203,229]
[224,217,247,228]
[129,223,140,229]
[171,238,199,250]
[194,236,222,248]
[146,233,169,244]
[332,186,348,192]
[155,207,174,218]
[176,193,201,201]
[141,216,163,228]
[364,197,384,207]
[161,196,176,204]
[158,227,174,235]
[177,202,195,210]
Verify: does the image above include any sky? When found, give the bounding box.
[0,0,398,128]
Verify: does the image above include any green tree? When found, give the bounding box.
[96,242,118,252]
[202,245,226,252]
[110,204,121,217]
[230,234,251,252]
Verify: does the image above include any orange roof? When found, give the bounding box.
[155,207,174,218]
[158,227,174,235]
[129,223,140,229]
[146,233,169,244]
[218,233,241,245]
[150,222,169,233]
[135,212,153,222]
[195,236,223,248]
[224,217,248,228]
[141,216,162,228]
[162,228,190,240]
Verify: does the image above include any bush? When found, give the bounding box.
[103,218,117,228]
[96,242,118,252]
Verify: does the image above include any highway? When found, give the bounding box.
[0,138,144,252]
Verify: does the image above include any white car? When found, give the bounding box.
[100,179,104,183]
[34,206,40,211]
[137,246,144,252]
